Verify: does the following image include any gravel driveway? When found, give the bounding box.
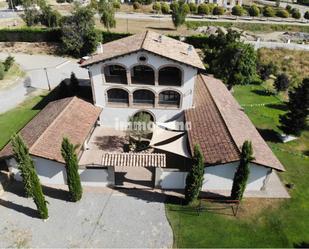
[0,183,173,248]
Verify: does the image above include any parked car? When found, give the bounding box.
[78,56,90,64]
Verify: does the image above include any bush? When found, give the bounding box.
[291,8,301,19]
[263,6,275,17]
[274,73,290,92]
[182,3,190,14]
[113,1,121,9]
[152,1,161,12]
[189,2,197,13]
[66,0,74,3]
[0,28,62,42]
[285,4,292,13]
[3,56,14,71]
[248,4,260,16]
[198,3,209,15]
[305,11,309,19]
[276,9,289,18]
[56,0,65,3]
[232,5,244,16]
[0,63,5,80]
[41,5,61,28]
[170,1,178,12]
[22,7,41,26]
[133,1,141,9]
[258,62,278,80]
[161,2,170,14]
[213,6,225,15]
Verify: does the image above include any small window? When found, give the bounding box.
[138,56,147,62]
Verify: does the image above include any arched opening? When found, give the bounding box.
[107,88,129,105]
[158,66,182,86]
[133,89,155,106]
[159,90,181,107]
[104,64,127,84]
[131,65,155,85]
[133,110,155,122]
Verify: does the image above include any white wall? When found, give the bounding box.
[157,168,188,189]
[202,162,271,191]
[7,156,111,187]
[88,51,197,127]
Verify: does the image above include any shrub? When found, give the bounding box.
[113,1,120,9]
[152,1,161,12]
[263,6,275,17]
[56,0,65,3]
[232,5,244,16]
[66,0,74,3]
[276,9,289,18]
[198,3,209,15]
[0,28,62,42]
[231,140,253,201]
[207,3,216,13]
[133,1,141,9]
[285,4,292,13]
[0,63,5,81]
[291,8,301,19]
[213,6,225,15]
[305,11,309,19]
[258,62,278,80]
[41,5,61,28]
[22,7,41,26]
[61,137,83,202]
[182,3,190,14]
[248,4,260,16]
[161,2,170,13]
[189,2,197,13]
[172,1,188,29]
[3,56,14,71]
[274,73,290,92]
[170,1,178,12]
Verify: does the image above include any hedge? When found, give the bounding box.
[0,28,209,49]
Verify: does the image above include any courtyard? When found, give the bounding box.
[0,182,173,248]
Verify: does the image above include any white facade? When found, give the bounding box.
[193,0,242,8]
[7,157,112,187]
[157,162,271,191]
[88,51,197,127]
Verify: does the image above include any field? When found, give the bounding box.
[0,63,25,90]
[166,84,309,248]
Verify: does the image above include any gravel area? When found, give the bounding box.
[0,183,173,248]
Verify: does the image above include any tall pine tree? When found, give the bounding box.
[185,144,205,204]
[61,137,82,202]
[231,140,254,201]
[279,78,309,136]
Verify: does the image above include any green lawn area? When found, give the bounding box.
[0,64,26,90]
[0,93,47,149]
[166,84,309,248]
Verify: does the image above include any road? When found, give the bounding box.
[0,8,17,19]
[0,53,88,113]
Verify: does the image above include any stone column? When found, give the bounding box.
[126,70,132,85]
[129,93,133,107]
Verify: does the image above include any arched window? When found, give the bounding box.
[131,65,155,85]
[133,90,155,106]
[107,88,129,104]
[104,65,127,84]
[159,90,180,107]
[158,66,182,86]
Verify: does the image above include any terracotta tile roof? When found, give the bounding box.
[84,152,166,168]
[186,74,285,171]
[0,97,102,163]
[81,31,205,70]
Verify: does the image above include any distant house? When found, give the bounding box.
[189,0,242,8]
[0,31,288,197]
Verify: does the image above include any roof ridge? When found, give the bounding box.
[29,97,76,154]
[198,74,241,157]
[140,30,149,49]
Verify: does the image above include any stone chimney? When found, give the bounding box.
[97,43,103,54]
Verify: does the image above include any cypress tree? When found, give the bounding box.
[279,78,309,136]
[11,134,33,197]
[231,140,254,201]
[70,72,80,95]
[185,144,205,204]
[61,137,82,202]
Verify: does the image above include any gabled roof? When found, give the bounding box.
[186,74,285,171]
[0,97,102,163]
[81,31,205,70]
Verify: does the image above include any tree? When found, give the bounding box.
[133,1,141,10]
[3,56,15,71]
[188,2,197,13]
[197,3,209,15]
[203,30,257,87]
[61,137,83,202]
[11,134,33,197]
[279,78,309,136]
[258,62,278,81]
[231,140,253,201]
[171,1,187,29]
[232,5,243,16]
[274,73,290,92]
[60,4,100,57]
[213,6,225,15]
[99,0,116,31]
[248,4,260,16]
[0,63,5,80]
[285,4,292,13]
[305,11,309,19]
[160,2,170,14]
[291,8,301,19]
[70,72,80,94]
[276,9,289,18]
[263,6,275,17]
[40,5,61,27]
[22,7,41,26]
[185,145,204,204]
[11,134,48,219]
[152,1,161,13]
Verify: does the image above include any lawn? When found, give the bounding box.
[0,93,47,149]
[166,84,309,248]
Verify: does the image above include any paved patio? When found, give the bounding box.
[0,182,173,248]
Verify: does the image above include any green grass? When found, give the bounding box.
[0,64,26,90]
[186,21,309,33]
[166,84,309,248]
[0,94,47,149]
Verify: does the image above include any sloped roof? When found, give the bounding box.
[81,31,205,70]
[185,74,285,171]
[0,97,102,163]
